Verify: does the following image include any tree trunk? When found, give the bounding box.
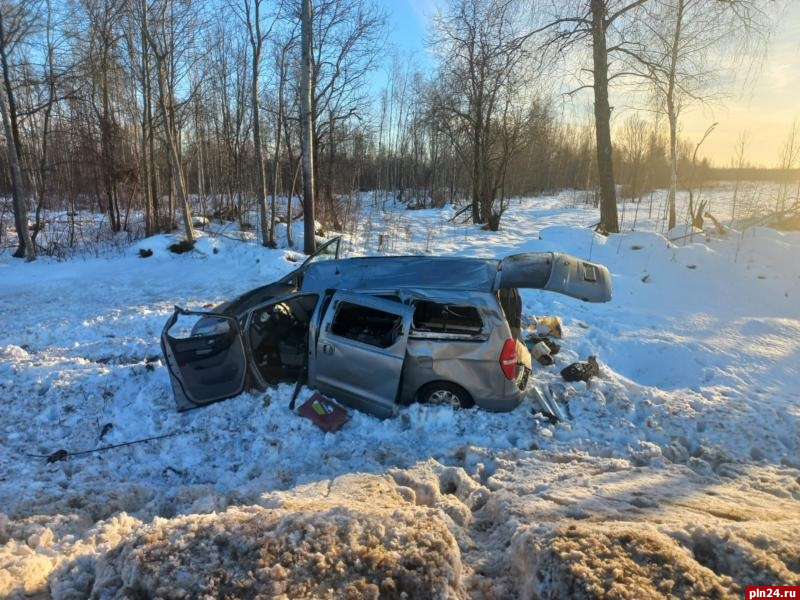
[101,66,120,233]
[283,111,296,247]
[0,13,31,259]
[250,1,271,247]
[300,0,316,255]
[667,110,678,230]
[156,61,194,243]
[139,0,154,236]
[471,109,482,223]
[665,0,684,231]
[269,46,287,246]
[590,0,619,234]
[0,70,34,261]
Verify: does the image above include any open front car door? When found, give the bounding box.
[496,252,612,303]
[310,291,415,418]
[161,307,249,411]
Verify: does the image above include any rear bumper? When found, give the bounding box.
[473,366,529,412]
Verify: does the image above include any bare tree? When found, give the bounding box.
[685,121,715,229]
[0,1,35,259]
[268,27,295,244]
[539,0,653,233]
[299,0,315,254]
[236,0,280,247]
[432,0,537,230]
[627,0,770,230]
[306,0,385,229]
[144,0,195,243]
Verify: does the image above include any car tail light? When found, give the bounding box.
[499,338,516,380]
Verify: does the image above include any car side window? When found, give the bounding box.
[330,301,402,348]
[412,301,483,334]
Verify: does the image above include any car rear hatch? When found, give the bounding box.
[494,252,612,303]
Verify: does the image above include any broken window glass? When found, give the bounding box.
[330,302,402,348]
[411,301,483,334]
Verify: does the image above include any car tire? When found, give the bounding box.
[417,382,475,409]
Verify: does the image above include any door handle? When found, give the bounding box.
[322,343,335,355]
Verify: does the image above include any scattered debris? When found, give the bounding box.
[525,317,562,366]
[530,341,555,366]
[532,315,563,338]
[529,383,572,422]
[526,334,560,356]
[561,356,600,383]
[297,393,349,433]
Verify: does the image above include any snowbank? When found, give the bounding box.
[85,474,464,599]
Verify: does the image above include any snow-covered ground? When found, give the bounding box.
[1,192,799,598]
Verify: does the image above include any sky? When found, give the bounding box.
[375,0,800,168]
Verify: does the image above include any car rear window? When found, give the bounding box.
[412,301,483,334]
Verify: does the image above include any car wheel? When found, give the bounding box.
[418,382,475,409]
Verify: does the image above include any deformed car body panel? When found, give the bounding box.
[496,252,612,303]
[310,291,415,418]
[301,256,499,294]
[396,288,524,411]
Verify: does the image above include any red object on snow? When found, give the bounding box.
[296,392,349,433]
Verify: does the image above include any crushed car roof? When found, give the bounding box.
[300,256,500,293]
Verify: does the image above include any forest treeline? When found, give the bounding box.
[0,0,789,261]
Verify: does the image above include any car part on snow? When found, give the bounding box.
[530,341,554,366]
[289,366,307,411]
[528,383,571,422]
[532,315,563,339]
[525,334,560,356]
[561,356,600,383]
[296,393,349,432]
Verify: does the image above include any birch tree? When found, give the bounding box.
[626,0,769,229]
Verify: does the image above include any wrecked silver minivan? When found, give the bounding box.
[161,247,612,417]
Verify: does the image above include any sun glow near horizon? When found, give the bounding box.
[381,0,800,169]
